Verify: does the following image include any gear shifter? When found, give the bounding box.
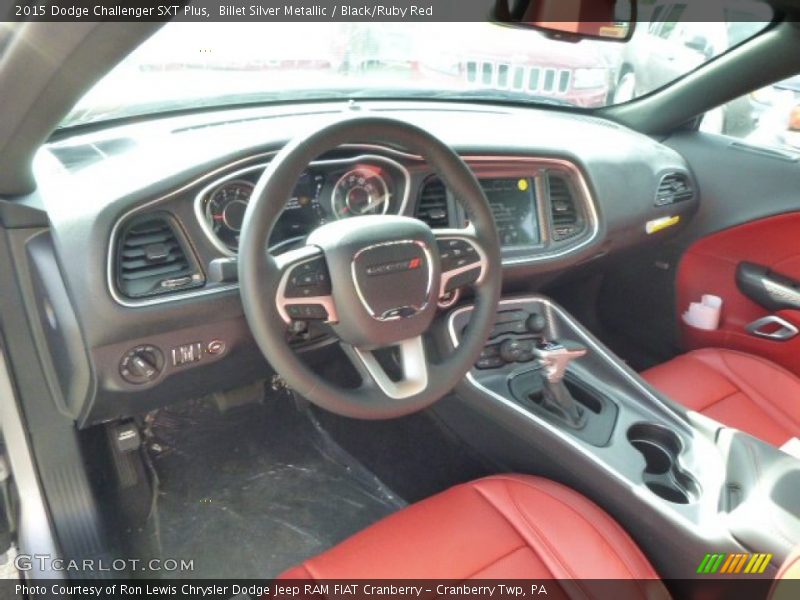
[532,339,588,427]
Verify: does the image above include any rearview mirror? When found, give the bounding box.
[495,0,636,42]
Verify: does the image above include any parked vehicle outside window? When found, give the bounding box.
[612,0,773,136]
[61,13,770,129]
[736,74,800,151]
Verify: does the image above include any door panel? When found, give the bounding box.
[597,133,800,369]
[677,212,800,375]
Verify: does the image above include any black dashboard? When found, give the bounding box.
[109,150,601,306]
[21,101,698,426]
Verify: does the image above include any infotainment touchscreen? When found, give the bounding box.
[480,178,539,248]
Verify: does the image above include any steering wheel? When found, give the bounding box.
[238,117,501,419]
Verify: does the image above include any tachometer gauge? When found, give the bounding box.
[332,167,390,219]
[205,180,253,251]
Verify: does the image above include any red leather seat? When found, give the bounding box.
[280,474,666,584]
[641,348,800,448]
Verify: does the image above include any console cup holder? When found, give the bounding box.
[627,423,701,504]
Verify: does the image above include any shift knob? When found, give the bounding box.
[533,339,587,383]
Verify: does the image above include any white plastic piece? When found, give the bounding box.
[781,438,800,460]
[682,294,723,331]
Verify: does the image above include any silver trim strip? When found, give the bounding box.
[107,150,278,308]
[462,156,600,265]
[352,335,428,399]
[746,314,799,341]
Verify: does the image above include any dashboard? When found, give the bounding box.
[193,156,579,257]
[106,148,602,304]
[24,101,698,427]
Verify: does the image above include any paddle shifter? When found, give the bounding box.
[532,339,588,427]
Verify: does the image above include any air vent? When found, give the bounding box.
[655,172,694,206]
[116,214,204,298]
[548,174,583,241]
[416,177,449,228]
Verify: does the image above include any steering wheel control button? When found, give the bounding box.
[119,345,164,385]
[286,304,328,320]
[437,288,460,309]
[172,342,203,366]
[285,257,332,298]
[444,267,481,292]
[438,238,481,272]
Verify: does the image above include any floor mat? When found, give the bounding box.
[126,391,404,579]
[311,402,496,503]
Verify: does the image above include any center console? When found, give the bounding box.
[440,295,800,580]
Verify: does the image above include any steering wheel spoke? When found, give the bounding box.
[434,226,488,298]
[274,245,338,325]
[343,336,429,400]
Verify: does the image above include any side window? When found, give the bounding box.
[647,5,665,33]
[655,4,687,39]
[655,21,677,39]
[670,24,714,58]
[669,23,695,45]
[725,20,769,47]
[701,74,800,154]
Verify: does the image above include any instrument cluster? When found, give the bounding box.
[196,157,406,255]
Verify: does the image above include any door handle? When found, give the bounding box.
[736,262,800,312]
[746,315,799,341]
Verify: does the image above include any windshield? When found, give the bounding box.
[61,7,772,128]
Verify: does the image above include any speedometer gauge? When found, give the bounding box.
[332,167,390,219]
[205,180,253,251]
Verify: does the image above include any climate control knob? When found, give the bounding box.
[526,312,547,335]
[499,339,535,363]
